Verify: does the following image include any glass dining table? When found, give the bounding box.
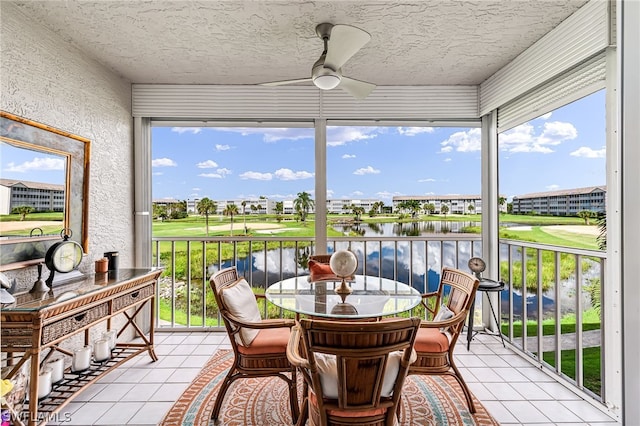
[265,275,422,319]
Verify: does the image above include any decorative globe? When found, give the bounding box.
[329,250,358,278]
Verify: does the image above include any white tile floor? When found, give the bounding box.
[45,331,620,426]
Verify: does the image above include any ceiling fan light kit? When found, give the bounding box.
[260,22,376,99]
[313,73,341,90]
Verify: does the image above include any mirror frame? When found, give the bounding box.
[0,111,90,271]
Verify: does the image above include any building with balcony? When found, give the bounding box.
[512,186,606,216]
[1,1,638,424]
[0,178,65,215]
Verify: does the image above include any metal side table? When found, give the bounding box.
[466,277,506,350]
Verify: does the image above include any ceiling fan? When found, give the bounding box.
[260,23,376,99]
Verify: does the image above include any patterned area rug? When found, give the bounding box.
[160,350,499,426]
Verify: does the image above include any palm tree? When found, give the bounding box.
[275,201,284,222]
[197,198,217,236]
[293,191,314,223]
[498,196,507,212]
[424,203,436,215]
[441,204,449,216]
[223,203,239,236]
[14,205,34,221]
[467,204,475,214]
[577,210,595,225]
[404,199,422,218]
[241,200,247,235]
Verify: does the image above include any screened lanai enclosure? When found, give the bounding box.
[1,0,639,423]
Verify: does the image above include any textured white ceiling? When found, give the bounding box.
[7,0,588,87]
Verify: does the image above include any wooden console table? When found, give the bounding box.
[0,268,162,426]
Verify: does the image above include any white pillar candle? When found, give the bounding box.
[37,367,52,399]
[48,357,65,383]
[103,330,117,351]
[72,346,92,372]
[93,338,110,362]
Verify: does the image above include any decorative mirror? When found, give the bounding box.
[0,111,90,271]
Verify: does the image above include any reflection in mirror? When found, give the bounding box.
[0,141,67,240]
[0,112,90,271]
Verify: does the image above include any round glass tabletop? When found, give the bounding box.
[265,275,422,319]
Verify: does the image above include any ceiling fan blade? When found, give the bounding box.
[339,77,376,99]
[324,24,371,71]
[260,78,312,87]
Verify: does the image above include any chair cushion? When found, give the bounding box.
[313,351,403,398]
[236,327,290,355]
[434,304,454,321]
[220,278,261,346]
[308,391,393,421]
[414,327,450,353]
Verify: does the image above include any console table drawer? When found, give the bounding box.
[113,284,154,311]
[42,302,110,344]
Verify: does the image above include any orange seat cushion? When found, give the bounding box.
[236,326,290,355]
[308,391,387,417]
[414,327,450,353]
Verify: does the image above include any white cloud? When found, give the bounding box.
[192,187,201,191]
[397,127,435,136]
[215,144,231,151]
[153,172,163,176]
[443,158,452,162]
[215,127,313,142]
[570,146,606,158]
[342,154,356,159]
[546,184,560,191]
[4,157,65,172]
[418,178,436,182]
[327,127,380,147]
[199,168,231,179]
[538,112,553,120]
[352,190,364,196]
[439,128,481,153]
[196,160,218,168]
[239,171,273,180]
[500,121,577,154]
[152,157,177,167]
[539,121,577,145]
[196,160,218,169]
[171,127,202,134]
[353,166,380,175]
[274,168,314,181]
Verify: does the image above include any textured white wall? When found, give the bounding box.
[1,3,134,290]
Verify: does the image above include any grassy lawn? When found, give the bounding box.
[542,347,601,395]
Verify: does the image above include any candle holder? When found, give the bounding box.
[72,345,92,372]
[103,330,117,351]
[93,338,111,362]
[37,367,52,400]
[47,357,65,384]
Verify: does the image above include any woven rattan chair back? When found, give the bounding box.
[288,317,421,426]
[409,266,480,413]
[209,266,299,424]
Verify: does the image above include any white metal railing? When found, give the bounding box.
[151,234,606,402]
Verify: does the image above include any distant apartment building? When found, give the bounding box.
[511,186,606,216]
[392,195,498,215]
[326,199,379,214]
[0,178,65,215]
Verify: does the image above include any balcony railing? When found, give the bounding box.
[152,234,606,404]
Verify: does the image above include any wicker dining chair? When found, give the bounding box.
[287,317,421,426]
[209,266,299,424]
[408,266,480,413]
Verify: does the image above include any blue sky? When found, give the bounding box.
[151,90,605,204]
[0,90,605,205]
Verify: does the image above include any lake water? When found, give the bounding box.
[335,221,479,236]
